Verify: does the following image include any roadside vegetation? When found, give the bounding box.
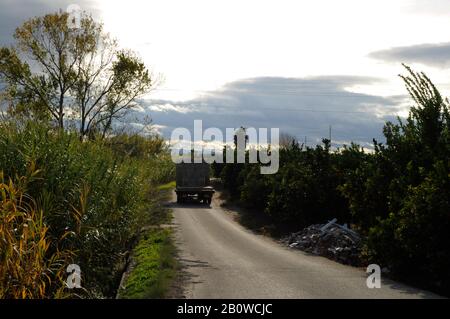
[1,8,449,299]
[214,66,450,296]
[0,11,175,298]
[118,228,176,299]
[117,181,177,299]
[0,122,175,298]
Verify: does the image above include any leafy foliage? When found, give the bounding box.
[0,12,153,138]
[217,65,450,295]
[0,121,174,297]
[218,140,366,228]
[0,171,72,298]
[342,65,450,294]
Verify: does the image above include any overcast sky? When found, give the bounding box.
[1,0,450,147]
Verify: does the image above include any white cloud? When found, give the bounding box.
[146,103,193,114]
[1,0,449,149]
[133,76,405,148]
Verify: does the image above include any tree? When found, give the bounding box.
[340,65,450,294]
[0,11,154,139]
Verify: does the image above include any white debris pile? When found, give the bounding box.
[282,218,363,266]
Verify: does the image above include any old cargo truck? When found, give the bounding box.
[175,162,215,205]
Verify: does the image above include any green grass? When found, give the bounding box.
[117,182,177,299]
[118,228,176,299]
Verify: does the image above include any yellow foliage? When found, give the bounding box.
[0,172,71,298]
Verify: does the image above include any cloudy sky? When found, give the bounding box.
[1,0,450,147]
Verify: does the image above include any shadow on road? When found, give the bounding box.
[167,254,216,298]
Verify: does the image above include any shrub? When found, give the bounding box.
[341,65,450,295]
[221,140,356,228]
[0,121,173,297]
[0,171,72,298]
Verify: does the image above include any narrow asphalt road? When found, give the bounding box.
[170,193,439,299]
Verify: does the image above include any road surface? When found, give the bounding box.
[170,193,439,299]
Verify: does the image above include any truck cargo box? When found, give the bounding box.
[175,162,215,205]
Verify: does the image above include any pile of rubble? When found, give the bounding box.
[282,218,363,266]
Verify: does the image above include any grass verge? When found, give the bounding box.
[118,228,176,299]
[117,182,177,299]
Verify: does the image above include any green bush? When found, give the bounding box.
[218,66,450,296]
[341,66,450,295]
[0,121,173,297]
[221,140,361,228]
[239,165,271,211]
